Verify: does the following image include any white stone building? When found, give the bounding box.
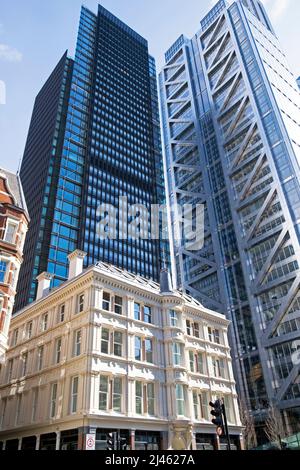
[0,251,243,450]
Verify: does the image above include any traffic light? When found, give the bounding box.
[119,436,127,451]
[210,399,224,436]
[107,432,117,451]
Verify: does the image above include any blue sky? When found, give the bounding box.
[0,0,299,173]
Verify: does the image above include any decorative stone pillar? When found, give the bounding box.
[55,431,61,450]
[35,435,40,450]
[18,438,22,450]
[2,440,6,450]
[130,429,135,450]
[191,431,197,450]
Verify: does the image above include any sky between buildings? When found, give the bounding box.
[0,0,299,173]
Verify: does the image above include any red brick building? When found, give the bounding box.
[0,168,29,363]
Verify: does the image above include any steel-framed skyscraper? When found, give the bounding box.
[160,0,300,437]
[16,5,165,311]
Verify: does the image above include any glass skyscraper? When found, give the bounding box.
[16,4,164,311]
[160,0,300,437]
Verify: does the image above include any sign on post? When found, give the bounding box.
[86,434,96,451]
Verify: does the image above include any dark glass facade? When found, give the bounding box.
[15,5,164,311]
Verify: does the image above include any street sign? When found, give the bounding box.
[86,434,96,451]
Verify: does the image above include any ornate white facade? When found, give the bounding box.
[0,252,242,450]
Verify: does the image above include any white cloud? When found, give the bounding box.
[0,44,22,62]
[260,0,291,22]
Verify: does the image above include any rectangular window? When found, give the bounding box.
[193,391,201,420]
[113,378,122,412]
[59,304,65,323]
[99,376,109,411]
[16,394,22,425]
[41,313,48,331]
[55,337,62,364]
[135,337,142,361]
[176,384,185,416]
[26,321,33,339]
[189,351,195,372]
[4,221,18,244]
[213,358,225,378]
[71,377,79,413]
[147,383,155,416]
[208,327,221,344]
[1,398,7,428]
[197,353,204,374]
[114,296,123,315]
[134,303,141,321]
[186,320,191,336]
[37,345,44,371]
[194,322,200,338]
[223,395,234,423]
[77,293,84,313]
[0,260,8,283]
[74,330,82,357]
[113,331,123,357]
[101,328,109,354]
[214,329,220,344]
[136,381,143,414]
[32,388,39,422]
[102,292,110,311]
[193,391,209,420]
[7,359,13,382]
[173,343,182,366]
[12,328,18,346]
[170,310,178,327]
[202,392,209,420]
[145,339,153,363]
[144,306,152,324]
[50,383,57,419]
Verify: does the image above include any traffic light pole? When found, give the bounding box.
[222,403,231,451]
[117,430,121,451]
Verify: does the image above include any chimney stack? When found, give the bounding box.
[160,268,173,294]
[67,250,87,280]
[36,272,53,300]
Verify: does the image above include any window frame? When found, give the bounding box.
[70,376,79,414]
[170,309,178,327]
[41,312,48,332]
[77,293,85,313]
[102,292,110,311]
[114,295,123,315]
[4,219,18,244]
[74,329,82,357]
[50,383,58,419]
[0,259,8,284]
[55,337,62,364]
[176,384,185,416]
[58,304,65,323]
[173,343,182,366]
